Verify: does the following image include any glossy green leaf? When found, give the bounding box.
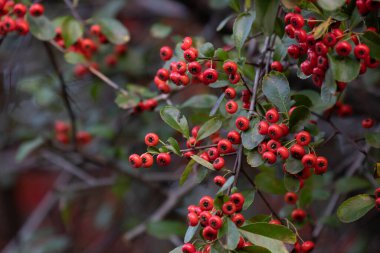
[98,17,130,44]
[284,174,300,192]
[254,0,280,35]
[160,106,190,138]
[238,245,271,253]
[321,68,337,104]
[291,94,313,108]
[16,137,44,162]
[289,106,310,132]
[246,150,264,167]
[191,155,214,170]
[240,223,296,243]
[255,171,286,195]
[64,52,86,64]
[335,176,371,194]
[169,246,182,253]
[262,72,291,113]
[337,194,375,223]
[240,231,288,253]
[217,176,235,195]
[242,189,256,210]
[365,132,380,148]
[196,118,223,142]
[182,94,218,109]
[327,54,360,82]
[180,159,195,186]
[242,119,265,150]
[217,14,235,31]
[226,218,240,250]
[233,11,255,55]
[147,220,186,239]
[184,223,200,243]
[317,0,345,11]
[200,42,215,57]
[166,137,181,156]
[26,14,56,41]
[61,16,83,47]
[209,80,230,88]
[361,31,380,60]
[284,157,304,174]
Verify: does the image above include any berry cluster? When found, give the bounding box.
[0,2,45,36]
[283,6,379,88]
[355,0,380,16]
[54,120,92,146]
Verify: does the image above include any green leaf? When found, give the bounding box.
[217,14,235,31]
[327,54,360,82]
[226,218,240,250]
[317,0,345,11]
[365,132,380,148]
[312,17,331,40]
[240,223,296,244]
[169,246,182,253]
[254,0,280,35]
[61,17,83,47]
[209,80,230,88]
[284,157,304,174]
[337,194,375,223]
[196,118,223,142]
[167,137,181,156]
[150,23,172,39]
[361,31,380,60]
[335,176,371,194]
[160,106,190,138]
[230,0,241,12]
[291,94,313,108]
[321,68,337,105]
[200,42,215,57]
[146,220,186,239]
[26,14,56,41]
[98,17,130,44]
[16,137,44,162]
[242,189,256,210]
[242,119,265,150]
[289,106,311,132]
[180,159,195,186]
[349,7,362,29]
[64,52,87,64]
[284,174,300,193]
[182,94,218,109]
[191,155,214,170]
[240,231,288,253]
[233,11,255,55]
[217,176,235,195]
[262,72,291,113]
[210,93,226,117]
[184,223,200,243]
[238,245,271,253]
[255,171,286,195]
[115,93,139,109]
[246,150,264,167]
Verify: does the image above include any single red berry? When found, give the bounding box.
[223,61,238,75]
[55,121,70,134]
[301,61,313,76]
[317,56,329,70]
[351,33,359,45]
[187,212,199,227]
[226,100,238,114]
[375,188,380,198]
[160,46,173,61]
[335,41,352,56]
[232,213,245,227]
[315,156,328,174]
[362,118,375,128]
[271,61,283,72]
[258,142,267,154]
[285,24,296,38]
[181,36,193,50]
[279,124,289,136]
[291,208,306,222]
[217,139,233,154]
[213,157,225,171]
[199,196,214,211]
[258,121,269,135]
[230,193,245,208]
[226,130,240,144]
[296,131,311,146]
[306,34,316,48]
[222,201,237,215]
[207,147,219,161]
[263,151,277,164]
[203,68,218,84]
[187,61,202,75]
[338,104,353,117]
[302,154,317,168]
[376,198,380,211]
[214,176,226,187]
[269,219,282,225]
[267,139,281,152]
[290,14,304,29]
[354,44,370,59]
[365,56,380,68]
[156,153,171,166]
[13,3,27,17]
[267,124,283,140]
[90,24,102,35]
[209,215,223,230]
[295,29,307,43]
[228,73,240,84]
[129,154,142,168]
[184,47,198,62]
[277,146,290,160]
[145,133,159,146]
[202,226,217,241]
[225,87,237,99]
[290,144,305,159]
[323,32,337,47]
[156,68,170,81]
[266,108,280,123]
[235,116,250,131]
[315,42,328,56]
[336,81,347,92]
[284,192,298,205]
[16,19,30,35]
[76,131,92,145]
[200,152,210,162]
[287,44,300,59]
[29,3,44,16]
[284,13,294,24]
[141,153,154,168]
[182,243,196,253]
[301,241,315,253]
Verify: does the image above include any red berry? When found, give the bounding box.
[288,44,300,59]
[307,17,318,28]
[284,13,294,24]
[187,61,202,75]
[263,151,277,164]
[258,121,269,135]
[375,188,380,198]
[301,61,313,76]
[279,124,289,136]
[285,24,296,38]
[302,153,317,168]
[295,29,307,43]
[156,68,170,81]
[160,46,173,61]
[354,44,370,59]
[258,142,267,154]
[214,176,226,187]
[225,87,237,99]
[203,68,218,84]
[13,3,27,17]
[269,219,282,225]
[156,153,171,166]
[141,153,154,168]
[365,56,380,68]
[227,130,241,144]
[76,131,92,145]
[301,241,315,252]
[232,213,245,227]
[90,24,102,35]
[323,33,337,47]
[213,157,225,171]
[217,139,233,154]
[267,124,283,140]
[56,133,69,144]
[315,42,328,56]
[235,116,250,131]
[277,146,290,160]
[230,193,245,208]
[199,211,211,226]
[199,196,214,211]
[144,133,159,146]
[207,147,219,161]
[209,215,223,230]
[54,121,70,134]
[291,208,306,222]
[29,3,44,17]
[267,139,281,152]
[222,201,237,215]
[315,156,328,174]
[271,61,283,72]
[182,243,196,253]
[226,100,238,114]
[228,73,240,84]
[184,47,198,62]
[290,144,305,159]
[335,41,352,56]
[16,19,29,35]
[181,36,193,50]
[266,108,280,123]
[296,131,311,146]
[284,192,298,204]
[290,14,304,29]
[376,198,380,211]
[362,118,375,128]
[317,56,329,70]
[202,226,217,241]
[223,61,238,75]
[129,154,142,168]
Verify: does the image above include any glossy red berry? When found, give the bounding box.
[202,226,217,241]
[226,100,238,114]
[263,151,277,164]
[277,146,290,160]
[267,124,283,140]
[301,241,315,253]
[315,42,328,56]
[160,46,173,61]
[29,3,44,16]
[214,176,226,187]
[90,24,101,35]
[182,243,196,253]
[362,118,375,128]
[290,14,304,29]
[213,157,225,171]
[129,154,142,168]
[279,124,289,136]
[199,196,214,211]
[285,24,296,38]
[230,193,245,208]
[235,116,250,131]
[365,56,380,68]
[266,108,280,123]
[335,41,352,56]
[267,139,281,152]
[258,142,267,154]
[76,131,92,146]
[184,47,198,62]
[301,61,313,76]
[223,61,238,75]
[145,133,159,146]
[55,121,70,134]
[227,130,241,144]
[181,36,193,50]
[217,139,233,154]
[284,13,294,24]
[13,3,27,17]
[376,198,380,211]
[354,44,370,59]
[156,68,170,81]
[228,73,240,84]
[224,87,237,99]
[222,201,237,215]
[258,121,269,135]
[232,213,245,227]
[203,68,218,84]
[288,44,300,59]
[156,153,171,166]
[290,144,305,159]
[271,61,283,72]
[187,61,201,75]
[269,219,282,225]
[295,29,307,43]
[291,208,306,222]
[209,215,223,230]
[323,33,337,47]
[302,154,317,168]
[141,153,154,168]
[315,156,328,174]
[296,131,311,146]
[284,192,298,205]
[187,212,199,227]
[375,188,380,198]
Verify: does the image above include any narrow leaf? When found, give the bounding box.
[196,118,223,142]
[160,106,190,138]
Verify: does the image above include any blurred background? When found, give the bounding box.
[1,0,380,252]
